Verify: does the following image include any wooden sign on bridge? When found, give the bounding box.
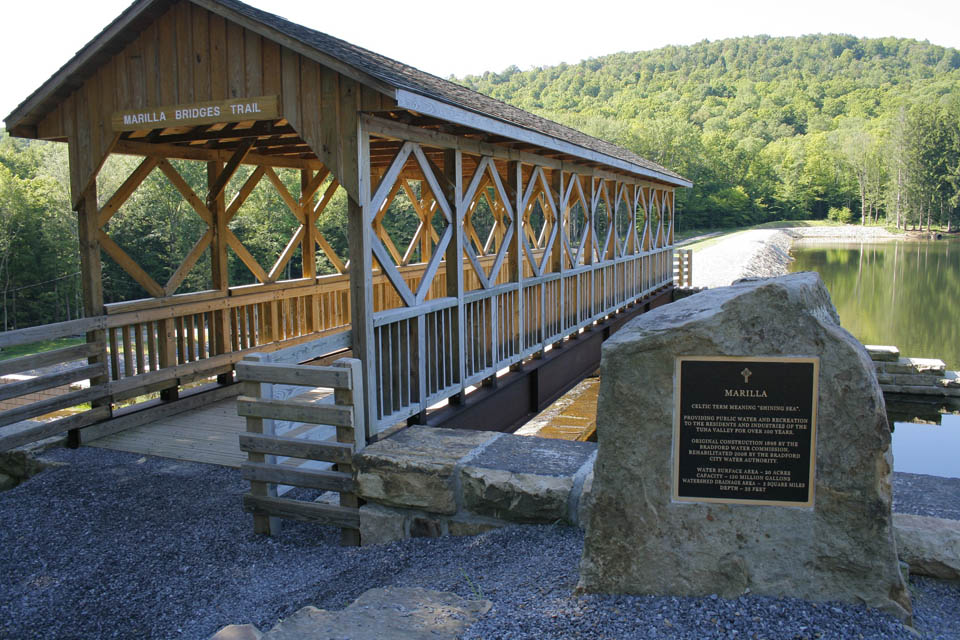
[112,95,280,131]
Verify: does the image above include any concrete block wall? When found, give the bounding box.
[353,427,596,545]
[865,345,960,397]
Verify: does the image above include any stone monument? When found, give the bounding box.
[578,272,911,622]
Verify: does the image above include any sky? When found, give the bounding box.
[3,0,960,120]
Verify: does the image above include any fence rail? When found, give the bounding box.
[235,353,364,544]
[0,251,522,449]
[0,277,355,451]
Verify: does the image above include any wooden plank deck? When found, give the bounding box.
[88,397,250,467]
[88,388,335,468]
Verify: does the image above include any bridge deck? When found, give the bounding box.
[87,376,604,467]
[88,397,249,467]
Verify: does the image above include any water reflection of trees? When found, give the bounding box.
[792,240,960,370]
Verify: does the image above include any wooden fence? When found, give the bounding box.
[236,345,364,544]
[674,249,693,287]
[0,242,586,450]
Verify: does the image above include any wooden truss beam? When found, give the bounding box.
[113,139,325,170]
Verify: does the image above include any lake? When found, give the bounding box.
[790,238,960,478]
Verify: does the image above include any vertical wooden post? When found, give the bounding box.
[507,161,523,363]
[550,170,565,349]
[301,169,318,332]
[72,187,111,441]
[241,352,281,535]
[333,357,363,546]
[208,160,232,384]
[348,121,376,439]
[157,317,179,401]
[441,149,465,400]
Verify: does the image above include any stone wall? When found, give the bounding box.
[354,427,596,545]
[865,345,960,397]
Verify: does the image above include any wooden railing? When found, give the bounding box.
[371,245,676,431]
[674,248,693,287]
[236,347,364,545]
[1,242,681,450]
[0,275,357,450]
[0,248,521,450]
[0,317,111,449]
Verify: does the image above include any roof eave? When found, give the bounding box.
[395,89,692,188]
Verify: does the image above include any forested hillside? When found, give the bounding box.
[460,34,960,230]
[3,34,960,329]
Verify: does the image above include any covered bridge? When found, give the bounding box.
[2,0,690,536]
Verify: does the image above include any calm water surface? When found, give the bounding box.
[790,238,960,478]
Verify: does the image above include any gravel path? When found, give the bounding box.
[1,447,958,640]
[690,226,900,289]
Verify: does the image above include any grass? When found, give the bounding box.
[0,336,84,362]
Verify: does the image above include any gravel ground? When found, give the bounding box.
[1,446,958,640]
[690,226,901,289]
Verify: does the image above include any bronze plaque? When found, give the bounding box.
[673,356,819,507]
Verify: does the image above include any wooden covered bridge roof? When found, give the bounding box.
[4,0,690,192]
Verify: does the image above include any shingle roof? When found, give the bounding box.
[5,0,690,186]
[215,0,688,185]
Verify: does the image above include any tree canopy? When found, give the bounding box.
[3,34,960,328]
[459,34,960,230]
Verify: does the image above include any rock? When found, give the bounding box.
[888,373,942,387]
[894,513,960,581]
[865,345,900,362]
[882,357,946,376]
[940,371,960,389]
[461,467,572,523]
[460,435,594,524]
[579,272,912,623]
[354,428,497,514]
[260,587,491,640]
[0,449,50,481]
[576,470,594,530]
[359,504,407,546]
[0,473,17,491]
[409,516,444,538]
[209,624,263,640]
[447,518,500,537]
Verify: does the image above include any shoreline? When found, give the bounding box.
[690,225,901,289]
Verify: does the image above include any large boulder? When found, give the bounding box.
[579,272,911,622]
[894,513,960,581]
